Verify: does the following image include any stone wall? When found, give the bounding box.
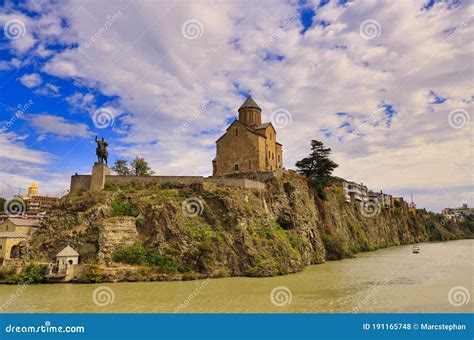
[106,175,204,186]
[70,164,268,194]
[205,178,265,191]
[70,175,91,193]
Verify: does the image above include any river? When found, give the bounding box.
[0,240,472,313]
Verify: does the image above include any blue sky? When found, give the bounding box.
[0,0,472,212]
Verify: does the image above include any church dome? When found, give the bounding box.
[29,182,39,190]
[238,95,261,111]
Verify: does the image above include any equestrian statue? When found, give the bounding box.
[95,136,108,165]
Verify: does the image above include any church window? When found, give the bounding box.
[248,160,251,169]
[235,129,238,136]
[270,133,272,140]
[278,155,280,162]
[268,151,270,158]
[272,152,274,160]
[234,164,239,171]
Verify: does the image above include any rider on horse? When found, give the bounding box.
[95,136,109,165]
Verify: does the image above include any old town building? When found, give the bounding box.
[212,95,283,176]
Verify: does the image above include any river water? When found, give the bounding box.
[1,240,472,313]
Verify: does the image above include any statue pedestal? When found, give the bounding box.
[90,163,111,191]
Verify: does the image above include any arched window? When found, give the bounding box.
[235,129,238,136]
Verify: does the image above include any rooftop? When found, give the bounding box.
[239,95,261,111]
[0,231,28,238]
[6,218,42,227]
[56,245,80,257]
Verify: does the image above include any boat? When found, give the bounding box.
[412,245,420,254]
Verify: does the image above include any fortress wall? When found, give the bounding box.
[105,175,205,186]
[205,178,265,191]
[70,175,91,193]
[71,172,266,193]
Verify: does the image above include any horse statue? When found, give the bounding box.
[95,136,108,165]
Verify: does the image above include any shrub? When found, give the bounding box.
[111,201,139,217]
[18,263,47,283]
[83,262,106,283]
[113,243,178,272]
[0,267,15,282]
[104,181,119,191]
[321,234,351,260]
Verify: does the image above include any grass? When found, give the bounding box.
[111,200,139,217]
[113,243,179,272]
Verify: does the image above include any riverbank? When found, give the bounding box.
[1,240,472,313]
[6,171,474,284]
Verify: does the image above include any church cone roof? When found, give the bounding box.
[239,95,261,111]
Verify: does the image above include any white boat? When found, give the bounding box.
[412,245,420,254]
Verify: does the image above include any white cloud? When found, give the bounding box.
[1,0,473,211]
[28,114,92,139]
[18,73,42,88]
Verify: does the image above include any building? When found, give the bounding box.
[27,182,39,198]
[19,182,59,213]
[394,197,409,212]
[408,193,417,215]
[212,95,283,176]
[27,195,59,213]
[442,204,474,222]
[342,181,368,203]
[0,217,41,264]
[383,193,394,213]
[46,245,80,282]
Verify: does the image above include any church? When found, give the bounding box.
[212,95,283,176]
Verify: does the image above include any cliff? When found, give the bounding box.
[23,171,473,282]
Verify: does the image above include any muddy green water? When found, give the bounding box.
[1,240,472,313]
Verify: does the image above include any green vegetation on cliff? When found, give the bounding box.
[113,243,179,272]
[23,170,473,283]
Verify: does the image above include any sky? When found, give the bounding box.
[0,0,472,212]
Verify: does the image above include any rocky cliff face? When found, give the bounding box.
[25,171,472,281]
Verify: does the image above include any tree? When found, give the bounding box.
[112,159,131,175]
[130,157,155,176]
[0,197,5,212]
[295,140,338,199]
